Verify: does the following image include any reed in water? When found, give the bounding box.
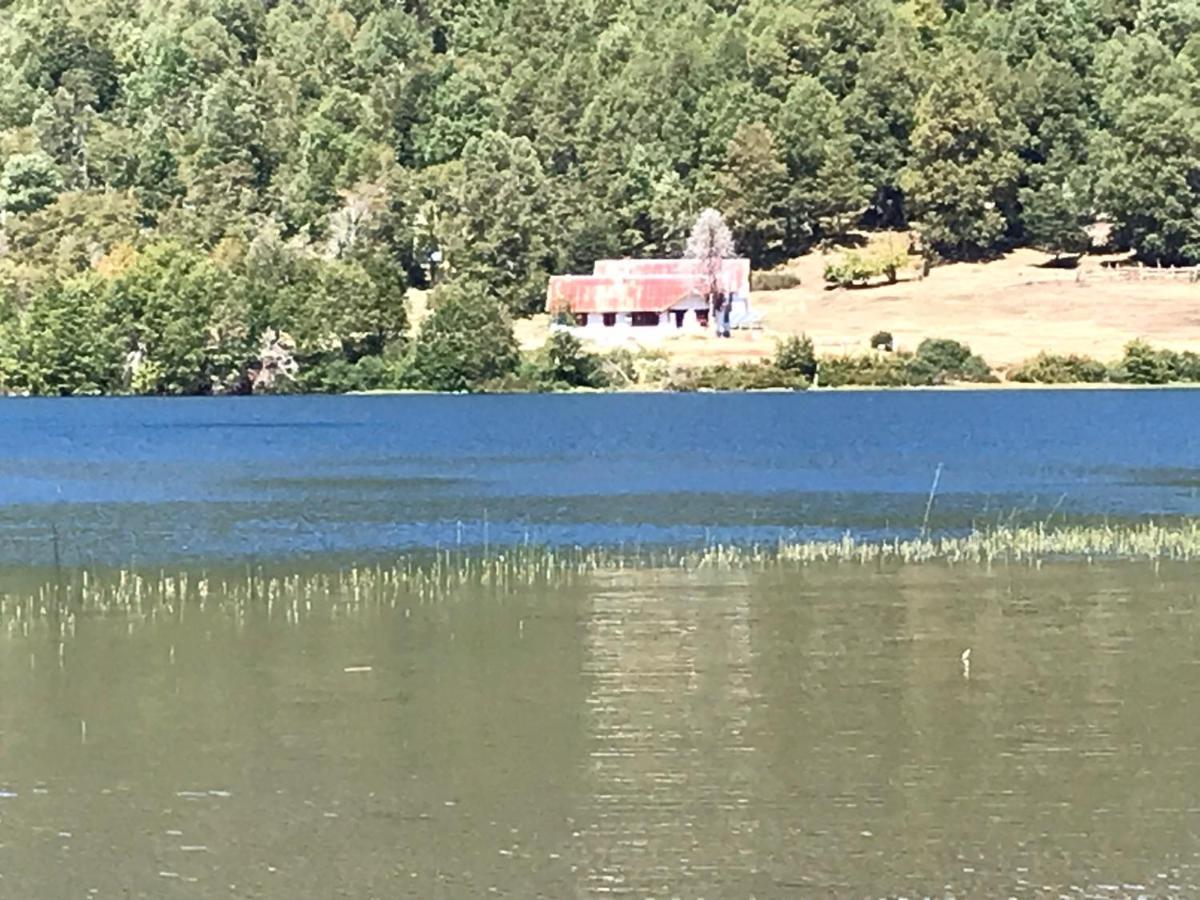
[5,520,1200,629]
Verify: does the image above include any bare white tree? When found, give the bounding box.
[250,328,299,393]
[685,208,736,329]
[326,182,386,259]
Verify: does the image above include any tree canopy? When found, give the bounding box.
[1,0,1198,393]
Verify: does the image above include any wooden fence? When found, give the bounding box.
[1082,265,1200,283]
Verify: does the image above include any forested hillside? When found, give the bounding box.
[1,0,1198,394]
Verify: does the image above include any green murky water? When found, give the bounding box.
[1,562,1198,898]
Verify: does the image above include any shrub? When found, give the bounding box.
[912,337,994,383]
[1109,339,1177,385]
[666,362,808,391]
[1174,351,1200,382]
[818,339,994,387]
[824,252,875,287]
[818,352,916,387]
[775,334,817,378]
[824,236,912,288]
[297,353,403,393]
[533,330,605,389]
[914,337,971,370]
[870,330,894,351]
[751,270,802,291]
[478,369,546,392]
[598,347,670,387]
[1008,352,1106,383]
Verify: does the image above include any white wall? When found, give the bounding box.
[554,292,752,337]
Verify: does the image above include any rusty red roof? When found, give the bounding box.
[547,274,703,314]
[593,258,750,294]
[547,258,751,314]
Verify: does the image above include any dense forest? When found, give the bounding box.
[0,0,1198,394]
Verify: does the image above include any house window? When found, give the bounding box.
[630,312,660,327]
[602,313,617,327]
[574,313,588,327]
[696,309,710,327]
[673,310,686,328]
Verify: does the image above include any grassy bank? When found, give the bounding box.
[468,335,1200,393]
[8,522,1200,625]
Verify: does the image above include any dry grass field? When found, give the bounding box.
[752,246,1200,371]
[530,249,1200,373]
[414,242,1200,376]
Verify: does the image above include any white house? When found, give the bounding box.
[546,258,752,336]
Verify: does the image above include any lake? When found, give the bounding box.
[3,561,1199,897]
[2,391,1200,566]
[2,392,1200,898]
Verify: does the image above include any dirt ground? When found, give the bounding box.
[508,244,1200,373]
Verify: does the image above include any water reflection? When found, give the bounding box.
[581,574,760,894]
[0,563,1198,896]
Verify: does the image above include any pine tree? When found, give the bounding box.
[715,122,788,265]
[900,54,1022,259]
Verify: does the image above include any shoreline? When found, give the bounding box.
[351,381,1200,395]
[3,382,1198,399]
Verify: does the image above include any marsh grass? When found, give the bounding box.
[6,521,1200,630]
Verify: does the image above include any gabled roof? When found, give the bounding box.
[594,258,750,294]
[547,274,703,314]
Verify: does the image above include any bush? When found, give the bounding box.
[666,362,808,391]
[1108,339,1180,384]
[478,369,546,392]
[1008,352,1107,383]
[824,252,876,287]
[818,352,916,387]
[775,334,817,378]
[914,337,971,371]
[817,338,994,387]
[751,270,802,291]
[598,347,670,387]
[870,330,894,351]
[533,330,605,388]
[873,237,911,284]
[824,236,912,288]
[298,354,402,393]
[912,337,994,383]
[1174,351,1200,382]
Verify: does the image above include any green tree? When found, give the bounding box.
[0,151,63,215]
[107,242,254,394]
[900,54,1022,259]
[842,22,924,226]
[439,131,553,315]
[1135,0,1200,53]
[1019,157,1092,257]
[311,257,406,358]
[715,122,788,264]
[2,275,122,395]
[407,281,520,391]
[5,190,142,273]
[1094,93,1200,264]
[777,76,868,244]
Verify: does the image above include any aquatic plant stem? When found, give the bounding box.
[921,463,944,538]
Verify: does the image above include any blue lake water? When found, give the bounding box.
[1,391,1199,566]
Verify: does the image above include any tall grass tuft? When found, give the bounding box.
[7,521,1200,628]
